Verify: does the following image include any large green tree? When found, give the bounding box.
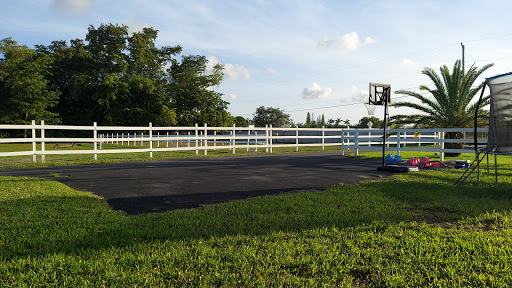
[167,55,231,126]
[392,59,493,155]
[122,27,181,126]
[6,23,231,127]
[253,106,291,127]
[37,24,182,126]
[36,39,95,125]
[0,38,60,127]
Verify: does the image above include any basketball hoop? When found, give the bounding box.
[369,82,391,166]
[364,103,376,115]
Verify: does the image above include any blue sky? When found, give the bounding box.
[2,0,512,125]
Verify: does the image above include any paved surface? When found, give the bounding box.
[0,153,393,214]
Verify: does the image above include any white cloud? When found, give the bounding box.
[205,56,220,74]
[52,0,93,16]
[302,83,333,99]
[228,94,238,101]
[363,37,376,45]
[317,32,376,51]
[206,56,250,80]
[402,58,418,65]
[266,67,277,74]
[351,85,368,103]
[224,64,251,80]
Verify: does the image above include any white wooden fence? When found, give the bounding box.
[0,120,487,163]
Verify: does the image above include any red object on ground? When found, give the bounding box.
[406,157,445,169]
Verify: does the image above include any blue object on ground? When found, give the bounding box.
[385,154,402,164]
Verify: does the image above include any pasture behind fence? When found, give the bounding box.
[0,121,488,163]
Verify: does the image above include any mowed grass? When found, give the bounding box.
[0,142,345,168]
[1,151,512,286]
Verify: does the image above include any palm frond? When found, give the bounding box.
[392,60,494,128]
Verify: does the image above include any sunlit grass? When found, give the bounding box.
[1,153,512,286]
[1,140,511,286]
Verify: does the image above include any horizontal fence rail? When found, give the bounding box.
[0,120,488,163]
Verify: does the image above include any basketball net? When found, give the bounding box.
[364,103,376,116]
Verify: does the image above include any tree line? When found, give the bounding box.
[0,23,231,128]
[2,23,492,142]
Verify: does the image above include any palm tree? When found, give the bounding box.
[392,60,493,156]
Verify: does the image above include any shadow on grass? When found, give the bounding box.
[2,172,512,261]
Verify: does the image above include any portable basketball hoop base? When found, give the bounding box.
[367,83,403,171]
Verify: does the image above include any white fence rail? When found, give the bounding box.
[0,121,487,163]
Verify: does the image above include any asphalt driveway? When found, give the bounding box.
[0,152,393,214]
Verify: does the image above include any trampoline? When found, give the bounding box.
[456,72,512,185]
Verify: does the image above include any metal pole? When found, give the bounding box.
[495,154,498,185]
[382,88,389,166]
[474,84,487,157]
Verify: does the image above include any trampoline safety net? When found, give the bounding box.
[488,72,512,153]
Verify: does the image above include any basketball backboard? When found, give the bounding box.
[369,83,391,105]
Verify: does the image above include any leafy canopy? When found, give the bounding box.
[0,38,60,126]
[253,106,291,127]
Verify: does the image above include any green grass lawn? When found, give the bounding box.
[1,148,512,286]
[0,142,351,169]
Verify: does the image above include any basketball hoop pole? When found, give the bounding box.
[381,87,390,166]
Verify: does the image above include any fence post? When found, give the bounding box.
[440,131,445,162]
[232,124,236,154]
[396,130,401,155]
[247,129,250,152]
[296,126,299,152]
[204,123,208,155]
[149,122,153,158]
[341,129,345,156]
[188,131,190,148]
[354,129,359,156]
[255,131,258,152]
[176,132,179,148]
[264,125,268,153]
[214,131,217,148]
[122,133,124,145]
[140,133,143,147]
[269,124,273,153]
[403,131,407,148]
[31,120,37,163]
[157,132,160,148]
[322,126,325,151]
[368,130,372,147]
[93,122,98,161]
[39,120,45,163]
[195,123,198,155]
